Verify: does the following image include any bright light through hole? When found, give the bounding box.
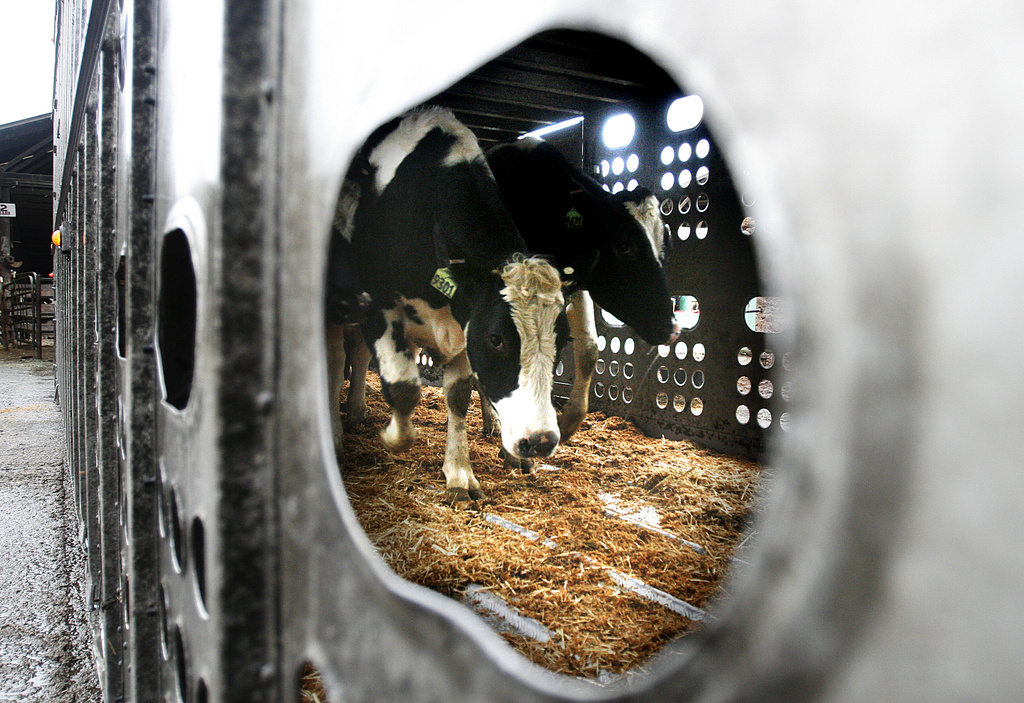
[660,146,674,165]
[612,157,625,175]
[666,95,704,132]
[626,154,639,172]
[696,139,710,159]
[602,113,636,149]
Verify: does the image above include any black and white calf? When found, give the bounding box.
[325,107,568,502]
[484,137,679,439]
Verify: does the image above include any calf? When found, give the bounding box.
[325,107,568,502]
[484,137,678,440]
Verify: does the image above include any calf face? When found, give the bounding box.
[464,256,568,459]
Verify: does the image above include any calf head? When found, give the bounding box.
[579,186,677,346]
[464,255,568,459]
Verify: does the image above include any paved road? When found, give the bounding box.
[0,353,99,702]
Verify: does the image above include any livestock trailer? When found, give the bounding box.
[51,1,1024,702]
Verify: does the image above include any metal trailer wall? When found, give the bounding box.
[51,2,1024,703]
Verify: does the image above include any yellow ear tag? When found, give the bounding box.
[565,207,583,229]
[431,267,458,299]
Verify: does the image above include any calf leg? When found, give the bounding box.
[559,291,599,440]
[343,327,372,425]
[326,321,348,453]
[367,308,421,452]
[442,350,483,503]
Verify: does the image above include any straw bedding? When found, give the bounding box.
[324,375,764,682]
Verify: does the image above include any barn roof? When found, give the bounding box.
[429,29,682,151]
[0,114,53,190]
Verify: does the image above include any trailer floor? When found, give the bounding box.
[0,350,99,702]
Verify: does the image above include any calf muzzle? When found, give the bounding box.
[515,431,559,458]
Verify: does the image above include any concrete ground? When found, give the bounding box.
[0,348,100,702]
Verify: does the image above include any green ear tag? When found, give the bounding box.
[431,267,458,299]
[565,207,583,229]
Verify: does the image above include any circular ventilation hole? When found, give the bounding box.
[657,366,670,383]
[695,221,709,239]
[678,197,691,214]
[678,143,691,161]
[692,343,706,362]
[612,156,625,175]
[678,169,692,189]
[737,376,752,395]
[674,342,687,360]
[692,370,705,389]
[759,379,774,399]
[696,166,710,185]
[760,350,775,369]
[736,405,751,424]
[657,344,670,358]
[677,223,691,240]
[673,394,687,412]
[626,154,639,172]
[609,360,620,377]
[696,193,709,212]
[660,146,675,165]
[691,397,704,416]
[623,338,635,355]
[597,335,607,351]
[608,385,620,401]
[661,172,675,190]
[623,387,634,404]
[595,382,606,398]
[623,362,635,379]
[780,412,791,431]
[555,361,564,376]
[695,138,710,158]
[660,198,674,216]
[757,408,773,428]
[595,359,606,375]
[741,216,755,236]
[157,230,197,410]
[610,337,621,354]
[656,392,669,409]
[738,347,753,365]
[673,369,687,386]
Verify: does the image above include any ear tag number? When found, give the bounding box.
[431,267,458,299]
[565,207,583,229]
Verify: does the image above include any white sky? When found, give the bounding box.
[0,1,56,126]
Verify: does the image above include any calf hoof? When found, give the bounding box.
[444,486,485,505]
[557,408,585,442]
[379,426,417,452]
[344,408,366,427]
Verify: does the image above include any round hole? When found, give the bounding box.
[696,193,709,212]
[556,360,564,376]
[781,381,793,402]
[695,138,710,158]
[597,335,607,352]
[692,343,706,362]
[657,366,670,383]
[696,221,709,239]
[595,382,606,398]
[192,517,208,616]
[612,182,624,194]
[610,337,621,354]
[758,379,774,399]
[608,360,620,377]
[623,387,634,404]
[626,153,639,172]
[157,230,197,410]
[656,392,669,409]
[737,376,752,395]
[678,143,691,161]
[673,369,687,386]
[674,296,700,330]
[736,405,750,424]
[602,113,636,149]
[696,165,710,185]
[172,626,187,703]
[741,216,755,236]
[657,344,671,358]
[760,350,775,369]
[780,412,791,431]
[166,488,185,573]
[623,338,635,355]
[660,172,675,190]
[666,95,704,132]
[757,408,773,428]
[783,352,794,371]
[627,179,639,191]
[660,146,675,165]
[692,370,705,389]
[677,223,691,240]
[678,196,691,214]
[690,397,704,416]
[660,198,674,216]
[623,362,634,379]
[595,359,606,375]
[612,156,625,175]
[600,160,610,177]
[673,394,687,412]
[674,342,687,360]
[738,346,753,366]
[608,385,620,401]
[678,169,692,189]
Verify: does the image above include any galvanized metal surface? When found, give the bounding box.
[51,1,1024,702]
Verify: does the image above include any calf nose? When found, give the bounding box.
[515,431,559,458]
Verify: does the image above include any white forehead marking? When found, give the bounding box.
[368,106,483,194]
